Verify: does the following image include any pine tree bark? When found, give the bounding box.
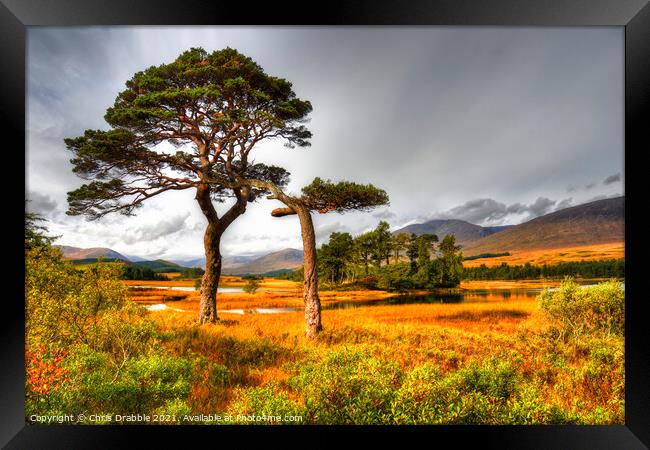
[296,206,322,339]
[198,221,222,323]
[195,183,248,324]
[231,178,324,339]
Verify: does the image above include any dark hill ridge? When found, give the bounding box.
[462,196,624,256]
[393,219,512,247]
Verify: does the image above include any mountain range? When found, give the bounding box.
[461,196,624,256]
[55,245,304,275]
[56,196,624,273]
[55,245,130,261]
[393,220,512,247]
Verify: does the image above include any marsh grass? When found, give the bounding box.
[143,279,623,424]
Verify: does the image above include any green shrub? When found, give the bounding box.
[64,349,194,418]
[288,347,402,424]
[391,363,444,424]
[26,250,126,347]
[391,358,520,424]
[539,279,624,340]
[209,364,231,387]
[154,398,193,423]
[243,278,261,294]
[456,358,518,400]
[227,383,305,424]
[505,384,580,424]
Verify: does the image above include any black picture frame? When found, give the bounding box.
[3,0,649,448]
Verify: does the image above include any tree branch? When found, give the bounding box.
[271,207,297,217]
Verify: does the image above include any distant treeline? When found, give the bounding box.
[71,258,204,280]
[462,259,624,280]
[463,252,511,261]
[121,266,169,281]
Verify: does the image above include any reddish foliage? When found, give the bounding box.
[26,345,70,395]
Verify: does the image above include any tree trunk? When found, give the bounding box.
[198,221,221,324]
[195,183,248,325]
[296,207,322,339]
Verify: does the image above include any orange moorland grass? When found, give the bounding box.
[160,271,183,278]
[131,277,622,422]
[149,292,546,372]
[147,296,551,415]
[462,242,624,268]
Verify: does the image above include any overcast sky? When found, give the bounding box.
[26,26,624,260]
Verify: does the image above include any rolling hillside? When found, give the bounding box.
[393,219,511,247]
[56,246,203,273]
[132,259,202,273]
[462,196,624,257]
[173,255,261,270]
[55,245,130,261]
[222,248,304,275]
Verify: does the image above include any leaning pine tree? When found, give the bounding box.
[64,47,312,324]
[228,177,389,339]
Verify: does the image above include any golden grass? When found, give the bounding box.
[160,272,183,278]
[462,242,624,268]
[151,297,546,394]
[142,278,622,424]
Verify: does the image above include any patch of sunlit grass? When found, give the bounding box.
[462,242,624,268]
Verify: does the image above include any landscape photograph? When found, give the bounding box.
[25,26,624,425]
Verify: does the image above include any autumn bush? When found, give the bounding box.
[538,278,624,340]
[25,245,195,423]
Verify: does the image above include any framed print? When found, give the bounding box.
[4,0,649,447]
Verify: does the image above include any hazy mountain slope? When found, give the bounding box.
[55,245,131,262]
[393,219,512,247]
[222,248,304,275]
[462,196,624,256]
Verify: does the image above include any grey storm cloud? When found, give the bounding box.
[315,222,349,242]
[526,197,557,218]
[585,183,596,189]
[120,213,192,245]
[603,173,621,185]
[439,197,557,225]
[27,191,58,215]
[555,198,574,211]
[372,209,396,220]
[442,198,512,223]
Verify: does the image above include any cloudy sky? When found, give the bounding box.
[26,27,624,260]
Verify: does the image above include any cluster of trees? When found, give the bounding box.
[315,221,464,290]
[120,265,169,281]
[463,260,624,280]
